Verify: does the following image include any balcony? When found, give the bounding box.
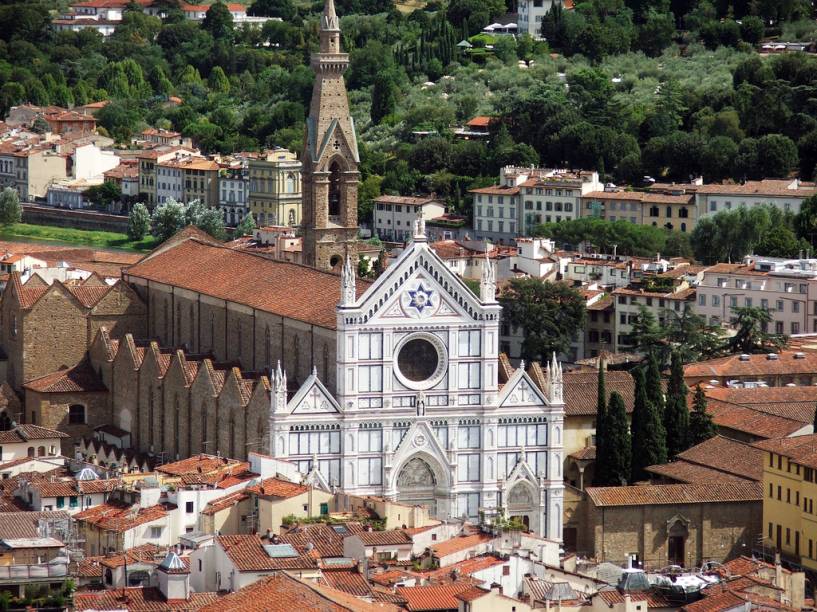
[0,563,68,583]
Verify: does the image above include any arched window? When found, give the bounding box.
[68,404,85,425]
[236,320,242,359]
[37,446,45,456]
[27,447,34,457]
[666,206,672,218]
[209,313,215,351]
[679,207,688,218]
[288,209,296,225]
[293,335,300,378]
[105,568,113,585]
[148,389,155,446]
[328,161,342,218]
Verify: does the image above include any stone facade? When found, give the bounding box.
[0,273,146,391]
[88,330,271,462]
[301,0,359,271]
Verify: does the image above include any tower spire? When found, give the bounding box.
[340,252,356,307]
[479,251,497,303]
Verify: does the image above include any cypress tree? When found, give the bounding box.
[630,367,668,482]
[665,351,690,458]
[689,385,717,446]
[602,392,632,486]
[645,351,665,420]
[593,361,608,486]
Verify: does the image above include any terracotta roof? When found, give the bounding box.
[585,482,762,507]
[0,424,69,443]
[685,351,817,379]
[23,360,107,393]
[718,555,791,578]
[201,491,249,516]
[279,522,368,558]
[753,434,817,469]
[704,386,817,424]
[245,476,308,499]
[74,587,220,611]
[431,532,494,557]
[0,511,70,539]
[704,397,806,439]
[421,555,505,582]
[75,557,104,577]
[29,477,118,497]
[356,529,413,546]
[597,589,671,608]
[125,238,370,330]
[98,544,164,569]
[683,588,797,612]
[455,586,489,602]
[156,454,245,477]
[468,185,520,196]
[612,286,696,300]
[568,446,596,461]
[217,534,318,572]
[672,435,764,481]
[374,195,441,206]
[74,501,170,532]
[466,116,493,128]
[397,582,476,611]
[558,370,635,416]
[694,179,817,198]
[321,568,373,596]
[370,569,412,587]
[583,190,693,204]
[645,461,750,484]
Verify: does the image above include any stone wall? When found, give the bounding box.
[26,389,110,453]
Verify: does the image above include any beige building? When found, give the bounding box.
[247,148,302,227]
[246,477,333,534]
[612,284,696,352]
[0,143,68,201]
[374,195,445,242]
[581,189,696,233]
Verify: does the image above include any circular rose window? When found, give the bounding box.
[394,333,447,390]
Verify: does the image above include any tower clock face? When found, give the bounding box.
[394,332,448,390]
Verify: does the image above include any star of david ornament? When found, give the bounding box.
[407,284,434,314]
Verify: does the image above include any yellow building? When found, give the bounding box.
[247,476,333,534]
[248,148,302,227]
[756,434,817,569]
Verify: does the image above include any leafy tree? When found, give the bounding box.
[447,0,505,34]
[728,306,787,354]
[249,0,297,19]
[628,306,663,357]
[645,351,665,418]
[358,254,370,278]
[630,367,667,482]
[755,224,809,258]
[499,278,587,363]
[236,212,256,236]
[593,362,607,486]
[151,198,187,242]
[370,68,399,125]
[595,392,632,486]
[739,15,764,45]
[83,181,122,210]
[127,202,151,241]
[195,207,226,240]
[0,188,21,225]
[638,10,675,56]
[688,385,717,446]
[202,2,234,40]
[208,66,230,94]
[664,351,689,458]
[662,306,723,364]
[756,134,799,178]
[796,195,817,247]
[31,117,50,134]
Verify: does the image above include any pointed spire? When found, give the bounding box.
[519,359,526,372]
[312,365,318,377]
[520,445,527,462]
[321,0,339,31]
[479,251,497,303]
[340,253,356,307]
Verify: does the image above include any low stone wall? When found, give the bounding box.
[22,204,129,233]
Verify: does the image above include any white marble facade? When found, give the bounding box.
[269,220,564,539]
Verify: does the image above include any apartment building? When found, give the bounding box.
[696,179,817,217]
[564,256,640,289]
[3,145,67,200]
[470,166,601,243]
[581,188,696,232]
[695,257,817,334]
[373,195,445,242]
[247,148,302,227]
[219,164,249,227]
[612,284,696,352]
[136,147,198,207]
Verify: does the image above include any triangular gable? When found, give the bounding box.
[504,454,540,490]
[304,464,332,492]
[308,116,360,165]
[288,368,341,415]
[389,420,451,472]
[353,244,487,325]
[496,368,549,409]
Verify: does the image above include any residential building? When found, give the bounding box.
[44,110,96,137]
[500,237,564,280]
[373,194,446,242]
[684,351,817,388]
[136,146,198,207]
[46,179,93,209]
[11,145,68,201]
[218,164,249,226]
[247,148,302,227]
[581,188,696,232]
[612,284,696,353]
[696,257,816,333]
[696,179,817,217]
[454,115,495,139]
[137,128,184,147]
[456,584,535,612]
[72,143,120,180]
[16,472,117,514]
[755,434,817,571]
[158,155,219,208]
[246,476,333,534]
[0,424,66,462]
[517,0,570,37]
[103,159,139,211]
[583,294,614,359]
[580,481,762,568]
[564,256,642,289]
[0,511,72,599]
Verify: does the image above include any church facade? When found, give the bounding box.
[269,219,565,537]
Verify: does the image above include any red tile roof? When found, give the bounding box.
[124,238,371,329]
[421,555,505,582]
[431,533,494,557]
[586,482,762,507]
[397,583,475,611]
[320,568,373,596]
[246,477,308,499]
[0,424,68,443]
[200,491,249,516]
[753,434,817,469]
[156,454,246,477]
[23,360,107,393]
[75,501,170,532]
[597,589,671,608]
[557,370,635,416]
[74,587,220,611]
[705,385,817,424]
[645,461,750,484]
[217,534,318,572]
[356,529,413,546]
[685,351,817,379]
[280,522,367,558]
[370,569,412,587]
[704,397,805,439]
[672,435,764,481]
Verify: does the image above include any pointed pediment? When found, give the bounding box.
[288,370,341,415]
[505,455,540,489]
[496,368,548,409]
[310,117,360,165]
[304,465,332,492]
[389,420,451,472]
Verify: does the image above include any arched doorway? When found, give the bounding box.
[396,456,439,517]
[668,518,689,566]
[508,482,535,531]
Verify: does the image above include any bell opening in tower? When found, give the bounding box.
[328,161,342,221]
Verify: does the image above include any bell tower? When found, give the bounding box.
[301,0,359,271]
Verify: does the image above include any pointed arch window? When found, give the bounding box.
[328,161,342,219]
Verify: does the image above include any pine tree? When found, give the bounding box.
[630,368,667,482]
[645,351,665,419]
[689,385,717,446]
[664,351,690,458]
[592,361,608,485]
[599,392,631,486]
